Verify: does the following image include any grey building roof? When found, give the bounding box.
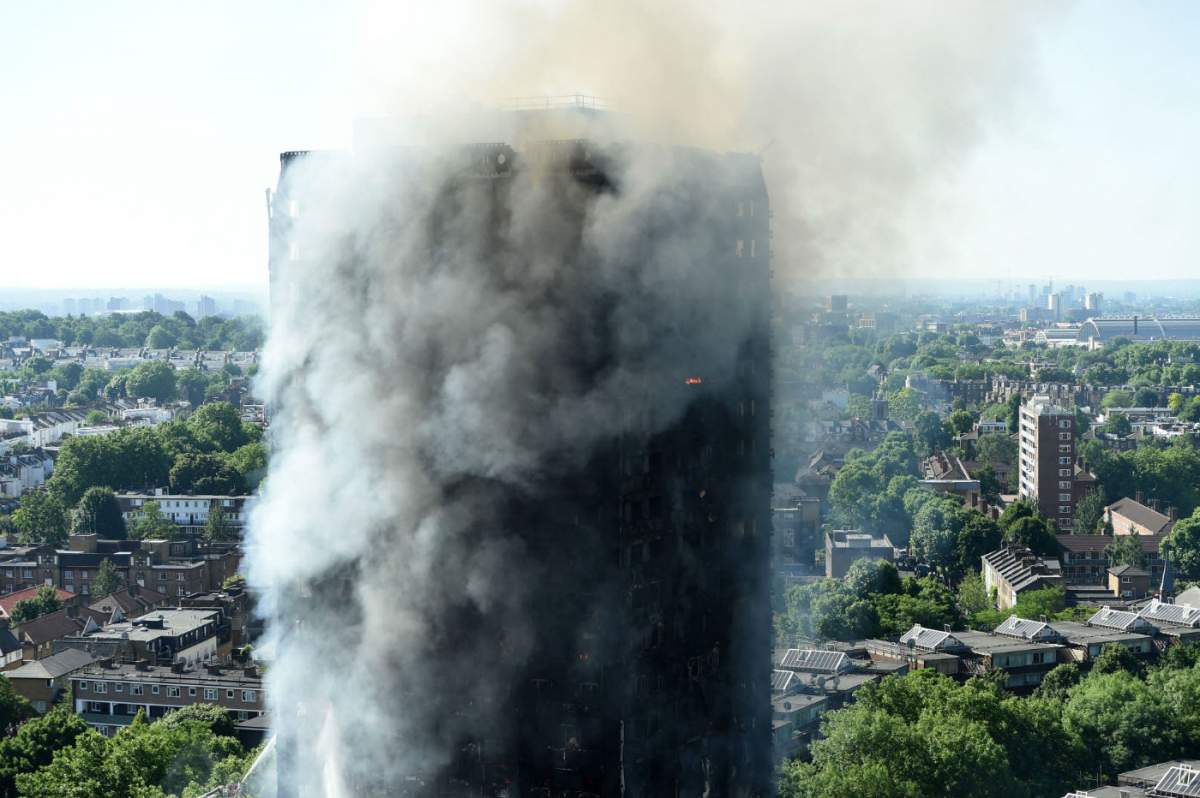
[771,670,797,693]
[1140,599,1200,628]
[1047,620,1151,648]
[993,616,1059,642]
[779,649,851,674]
[899,625,964,652]
[953,629,1062,657]
[1150,763,1200,797]
[1107,497,1175,535]
[1079,317,1200,344]
[72,662,262,688]
[1119,759,1200,789]
[1108,564,1151,578]
[1088,607,1155,632]
[6,648,97,680]
[1175,586,1200,607]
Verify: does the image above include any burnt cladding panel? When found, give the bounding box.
[616,151,773,798]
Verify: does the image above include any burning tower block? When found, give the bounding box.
[263,117,773,797]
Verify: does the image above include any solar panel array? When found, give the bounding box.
[1155,764,1200,797]
[1140,599,1200,628]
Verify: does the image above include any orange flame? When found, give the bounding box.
[685,377,703,385]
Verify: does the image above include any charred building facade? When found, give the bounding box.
[265,130,773,797]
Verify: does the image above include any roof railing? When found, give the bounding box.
[496,94,611,112]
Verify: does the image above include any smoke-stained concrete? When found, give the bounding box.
[247,3,1057,795]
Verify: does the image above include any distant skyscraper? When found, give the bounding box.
[1084,292,1103,312]
[1018,396,1077,531]
[62,298,77,316]
[106,296,129,311]
[196,295,217,319]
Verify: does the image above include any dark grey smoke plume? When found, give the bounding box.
[246,2,1054,794]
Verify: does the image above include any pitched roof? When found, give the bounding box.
[899,625,964,652]
[1154,764,1200,797]
[1140,599,1200,628]
[13,606,110,645]
[1056,534,1165,553]
[1109,564,1151,577]
[5,648,97,680]
[87,586,169,617]
[771,669,797,693]
[993,616,1058,642]
[1107,497,1175,535]
[0,586,75,618]
[0,628,21,655]
[1088,607,1153,632]
[1175,586,1200,607]
[779,649,850,674]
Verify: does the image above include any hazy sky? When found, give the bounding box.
[1,1,1198,290]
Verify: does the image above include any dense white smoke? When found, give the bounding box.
[245,1,1056,794]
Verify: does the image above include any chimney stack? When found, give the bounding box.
[1169,506,1179,521]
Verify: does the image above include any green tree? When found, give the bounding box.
[1035,663,1081,701]
[159,703,235,737]
[1100,390,1134,411]
[1004,515,1059,557]
[873,578,961,636]
[48,428,171,505]
[784,670,1085,798]
[70,487,126,539]
[956,570,991,617]
[910,497,967,573]
[124,360,177,403]
[127,501,177,541]
[82,410,107,426]
[102,372,128,400]
[144,324,177,349]
[227,441,267,491]
[1091,642,1145,678]
[1099,414,1132,436]
[843,558,902,599]
[946,410,976,436]
[1005,394,1022,433]
[0,707,87,798]
[185,402,251,453]
[1063,670,1180,778]
[11,490,67,547]
[913,411,950,455]
[955,514,1003,579]
[9,586,64,626]
[169,453,245,495]
[1073,489,1106,534]
[175,368,208,407]
[91,559,124,599]
[202,505,239,545]
[976,433,1017,468]
[1105,534,1147,569]
[14,710,248,798]
[1163,509,1200,579]
[0,675,33,737]
[888,388,923,422]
